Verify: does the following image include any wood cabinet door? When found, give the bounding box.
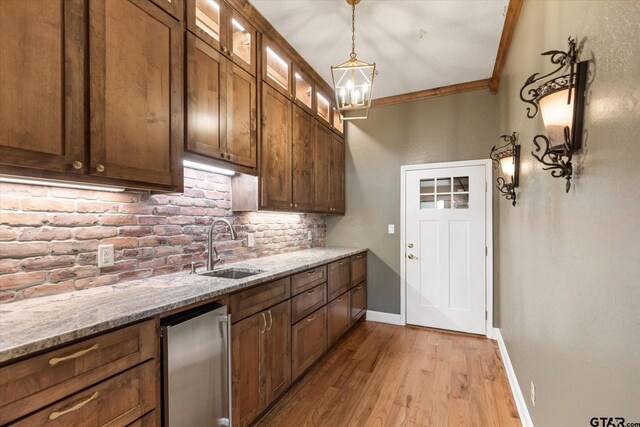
[291,106,315,211]
[226,7,256,76]
[186,0,227,53]
[328,291,350,346]
[150,0,183,20]
[0,0,86,175]
[292,306,327,380]
[226,63,257,168]
[261,38,292,97]
[261,84,292,209]
[330,134,345,213]
[89,0,183,190]
[263,300,292,406]
[313,122,332,212]
[350,252,367,288]
[232,311,265,427]
[350,282,367,324]
[186,33,226,161]
[327,258,350,301]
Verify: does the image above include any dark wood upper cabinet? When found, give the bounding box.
[332,106,345,136]
[0,0,86,175]
[293,66,315,115]
[292,106,315,211]
[227,7,257,76]
[262,37,292,98]
[186,33,226,160]
[225,63,257,168]
[313,122,332,212]
[89,0,183,190]
[261,84,292,209]
[330,134,345,214]
[150,0,184,20]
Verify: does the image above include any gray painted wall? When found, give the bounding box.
[494,1,640,425]
[327,90,498,314]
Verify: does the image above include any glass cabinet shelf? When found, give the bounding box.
[266,47,289,91]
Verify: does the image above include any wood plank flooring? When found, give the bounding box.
[256,321,521,427]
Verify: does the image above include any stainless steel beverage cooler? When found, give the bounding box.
[161,301,231,426]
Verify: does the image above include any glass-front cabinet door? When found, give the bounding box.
[262,38,291,97]
[228,8,256,75]
[332,107,344,135]
[316,92,331,125]
[187,0,226,51]
[293,67,314,114]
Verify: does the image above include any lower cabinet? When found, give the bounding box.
[350,281,367,324]
[291,306,327,380]
[327,291,351,346]
[232,300,291,427]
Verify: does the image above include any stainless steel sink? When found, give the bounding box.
[198,268,264,279]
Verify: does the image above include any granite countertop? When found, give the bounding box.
[0,247,366,363]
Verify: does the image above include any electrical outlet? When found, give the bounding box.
[247,233,255,247]
[530,381,536,406]
[388,224,395,234]
[308,230,313,240]
[98,245,114,267]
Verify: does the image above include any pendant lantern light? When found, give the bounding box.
[331,0,376,120]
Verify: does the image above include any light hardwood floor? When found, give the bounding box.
[256,321,521,427]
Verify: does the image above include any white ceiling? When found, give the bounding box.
[250,0,509,99]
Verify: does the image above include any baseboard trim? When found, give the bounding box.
[366,310,405,325]
[493,328,534,427]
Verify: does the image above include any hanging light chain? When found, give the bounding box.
[350,0,356,59]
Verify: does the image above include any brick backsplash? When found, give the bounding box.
[0,168,326,302]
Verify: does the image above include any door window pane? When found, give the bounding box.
[420,179,435,194]
[231,18,251,66]
[436,194,451,209]
[266,47,289,90]
[333,108,344,133]
[453,194,469,209]
[295,72,313,109]
[196,0,220,41]
[317,93,330,123]
[420,194,435,209]
[437,178,451,193]
[453,176,469,192]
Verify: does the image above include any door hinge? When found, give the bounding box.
[485,246,488,256]
[485,182,488,192]
[485,311,488,320]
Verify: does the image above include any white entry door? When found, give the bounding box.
[405,164,487,334]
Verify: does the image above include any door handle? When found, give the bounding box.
[407,254,418,259]
[267,310,273,332]
[260,312,266,334]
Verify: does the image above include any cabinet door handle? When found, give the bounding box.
[48,392,99,420]
[306,270,315,275]
[72,160,83,170]
[336,297,343,302]
[337,261,344,265]
[49,343,99,366]
[267,310,273,332]
[306,289,315,295]
[260,312,266,334]
[96,164,105,173]
[356,285,362,290]
[306,315,316,322]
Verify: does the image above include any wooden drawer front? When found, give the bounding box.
[127,411,157,426]
[291,283,327,324]
[350,253,367,288]
[350,282,367,324]
[291,265,327,296]
[10,361,156,427]
[292,306,327,380]
[327,258,350,301]
[230,277,291,323]
[0,320,156,425]
[327,291,350,346]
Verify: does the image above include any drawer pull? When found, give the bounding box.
[356,285,362,290]
[307,315,316,322]
[356,255,363,259]
[306,270,316,276]
[337,261,344,265]
[48,392,99,420]
[336,297,343,302]
[49,343,99,366]
[306,290,315,295]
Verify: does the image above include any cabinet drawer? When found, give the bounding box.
[327,291,350,346]
[292,306,327,380]
[291,283,327,324]
[0,320,156,425]
[127,411,157,426]
[10,361,156,427]
[327,258,350,301]
[291,265,327,296]
[350,252,367,288]
[230,277,291,323]
[350,282,367,324]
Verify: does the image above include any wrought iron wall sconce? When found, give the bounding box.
[520,37,588,192]
[490,132,520,207]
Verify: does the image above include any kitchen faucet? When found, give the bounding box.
[207,218,238,271]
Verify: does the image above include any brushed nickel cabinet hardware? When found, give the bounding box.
[267,310,273,332]
[72,161,83,169]
[49,343,99,365]
[260,312,266,334]
[408,243,414,248]
[408,254,418,259]
[306,315,316,322]
[306,290,315,295]
[48,392,99,420]
[336,297,343,302]
[96,164,105,172]
[306,270,315,275]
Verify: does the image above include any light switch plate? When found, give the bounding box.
[98,244,114,267]
[388,224,395,234]
[247,233,255,247]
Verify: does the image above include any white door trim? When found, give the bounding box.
[400,159,493,338]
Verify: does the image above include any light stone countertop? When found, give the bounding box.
[0,247,366,363]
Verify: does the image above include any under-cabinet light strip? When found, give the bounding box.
[183,159,235,176]
[0,176,125,192]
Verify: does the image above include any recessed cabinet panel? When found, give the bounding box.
[226,64,257,167]
[0,0,85,174]
[90,0,183,189]
[186,34,225,159]
[313,122,332,212]
[292,106,315,211]
[261,85,292,209]
[316,92,331,124]
[294,70,314,113]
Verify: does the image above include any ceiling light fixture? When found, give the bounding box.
[520,37,588,193]
[0,176,125,192]
[331,0,376,120]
